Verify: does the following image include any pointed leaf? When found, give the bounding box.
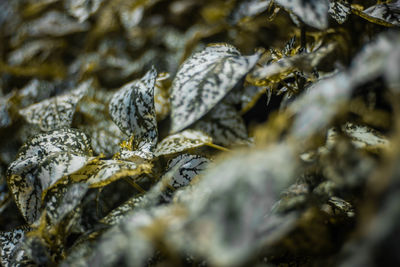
[359,1,400,27]
[161,154,210,202]
[328,0,351,24]
[0,227,33,267]
[19,81,89,131]
[7,128,92,224]
[194,102,249,146]
[170,44,260,133]
[155,130,212,157]
[275,0,330,29]
[109,67,158,151]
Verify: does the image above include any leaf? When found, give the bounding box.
[193,101,249,146]
[72,159,152,188]
[0,95,11,128]
[160,154,210,202]
[109,67,158,152]
[155,130,212,157]
[229,0,272,25]
[0,226,33,267]
[100,195,144,225]
[22,10,90,37]
[154,72,171,121]
[64,0,105,23]
[7,128,92,224]
[341,123,389,149]
[170,44,260,133]
[328,0,351,24]
[356,1,400,27]
[249,43,336,85]
[19,80,89,131]
[44,182,88,225]
[274,0,330,29]
[240,85,271,113]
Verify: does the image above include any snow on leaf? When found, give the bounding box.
[328,0,351,24]
[155,130,212,157]
[109,67,158,152]
[170,44,260,133]
[64,0,105,23]
[358,1,400,27]
[193,101,249,147]
[160,154,210,202]
[275,0,330,29]
[0,226,32,267]
[6,128,92,224]
[19,80,90,131]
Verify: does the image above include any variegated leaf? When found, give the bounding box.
[240,85,271,113]
[249,43,335,84]
[100,195,144,225]
[154,72,171,121]
[0,226,32,267]
[161,154,210,202]
[22,10,90,37]
[193,102,249,147]
[109,67,158,152]
[44,182,88,225]
[0,95,11,128]
[328,0,351,24]
[155,130,212,157]
[275,0,330,29]
[19,80,90,131]
[170,44,260,133]
[73,159,152,188]
[7,128,92,224]
[229,0,272,25]
[359,1,400,27]
[341,123,389,149]
[64,0,105,23]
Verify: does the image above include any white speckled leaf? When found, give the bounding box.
[170,44,260,133]
[0,227,32,267]
[100,195,144,225]
[361,1,400,27]
[342,123,389,149]
[44,182,88,225]
[161,154,210,202]
[65,0,105,22]
[275,0,329,29]
[24,10,90,37]
[328,0,351,24]
[109,67,158,152]
[6,128,92,224]
[194,102,249,147]
[155,130,212,157]
[19,80,89,131]
[78,159,152,188]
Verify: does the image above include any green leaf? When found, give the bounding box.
[19,80,89,131]
[155,130,212,157]
[275,0,329,29]
[170,44,260,133]
[109,67,158,152]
